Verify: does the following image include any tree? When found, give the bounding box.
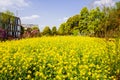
[115,1,120,38]
[88,7,103,37]
[32,26,40,31]
[58,23,66,35]
[0,10,15,29]
[116,1,120,10]
[100,2,120,38]
[57,1,120,38]
[78,7,89,35]
[52,26,57,35]
[42,26,51,36]
[72,29,80,36]
[31,26,40,37]
[66,14,80,34]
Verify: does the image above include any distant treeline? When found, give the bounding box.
[42,1,120,38]
[1,1,120,40]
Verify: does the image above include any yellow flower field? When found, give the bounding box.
[0,36,120,80]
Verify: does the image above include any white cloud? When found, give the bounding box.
[21,15,40,20]
[94,0,115,7]
[58,17,69,22]
[0,0,29,11]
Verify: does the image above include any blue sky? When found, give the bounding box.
[0,0,119,30]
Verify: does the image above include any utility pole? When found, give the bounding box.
[16,10,18,17]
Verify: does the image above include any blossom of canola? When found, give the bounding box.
[0,36,120,80]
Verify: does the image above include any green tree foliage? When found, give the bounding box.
[66,14,80,34]
[0,10,15,29]
[42,26,51,36]
[72,29,80,36]
[52,26,57,35]
[116,1,120,10]
[115,1,120,38]
[100,2,120,38]
[78,7,89,35]
[58,1,120,37]
[32,26,40,31]
[58,23,66,35]
[4,10,14,16]
[88,7,104,37]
